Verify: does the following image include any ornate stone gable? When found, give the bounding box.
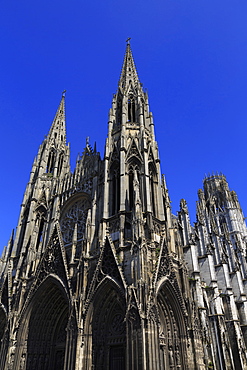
[126,286,141,327]
[20,223,70,321]
[154,238,188,322]
[147,145,156,165]
[35,189,48,214]
[85,236,126,313]
[155,237,173,284]
[126,137,143,164]
[109,143,120,166]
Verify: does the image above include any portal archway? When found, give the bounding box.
[17,276,69,370]
[84,279,126,370]
[157,279,188,369]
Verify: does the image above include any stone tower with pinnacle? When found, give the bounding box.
[0,43,247,370]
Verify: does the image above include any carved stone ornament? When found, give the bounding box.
[109,313,125,335]
[60,198,90,244]
[148,304,158,324]
[157,246,171,282]
[180,198,188,214]
[74,178,92,194]
[108,217,120,234]
[36,232,66,285]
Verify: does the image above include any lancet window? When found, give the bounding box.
[128,163,142,211]
[149,163,157,217]
[46,149,55,174]
[35,216,45,251]
[129,169,134,210]
[128,95,136,122]
[57,152,64,176]
[17,208,29,255]
[116,94,122,126]
[110,165,120,216]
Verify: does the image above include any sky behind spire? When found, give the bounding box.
[0,1,247,252]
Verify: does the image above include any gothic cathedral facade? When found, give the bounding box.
[1,43,247,369]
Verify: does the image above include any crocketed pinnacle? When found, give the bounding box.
[47,94,67,145]
[118,42,141,90]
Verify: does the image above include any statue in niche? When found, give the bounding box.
[239,337,247,365]
[175,345,181,366]
[20,353,26,370]
[168,344,175,366]
[7,342,16,370]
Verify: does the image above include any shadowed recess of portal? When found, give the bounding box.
[26,279,69,370]
[92,283,126,370]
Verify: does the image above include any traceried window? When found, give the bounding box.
[60,196,90,246]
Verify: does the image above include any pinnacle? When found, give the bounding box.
[118,41,141,90]
[47,94,67,145]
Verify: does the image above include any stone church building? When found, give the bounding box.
[1,43,247,369]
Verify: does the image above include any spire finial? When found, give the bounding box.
[47,94,67,144]
[119,38,141,90]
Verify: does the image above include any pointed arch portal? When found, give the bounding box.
[84,280,126,370]
[17,277,69,370]
[157,280,188,369]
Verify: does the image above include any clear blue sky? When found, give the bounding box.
[0,1,247,253]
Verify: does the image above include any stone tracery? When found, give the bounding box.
[60,197,90,245]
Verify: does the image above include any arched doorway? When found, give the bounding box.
[18,277,69,370]
[84,280,126,370]
[157,280,188,369]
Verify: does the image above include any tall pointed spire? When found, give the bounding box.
[118,40,141,90]
[11,93,70,259]
[47,92,67,146]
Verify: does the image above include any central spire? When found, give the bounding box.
[104,42,164,226]
[118,41,141,91]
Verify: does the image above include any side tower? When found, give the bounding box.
[11,95,70,275]
[82,42,205,369]
[180,174,247,369]
[103,41,164,238]
[0,92,102,370]
[0,95,72,369]
[102,41,165,253]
